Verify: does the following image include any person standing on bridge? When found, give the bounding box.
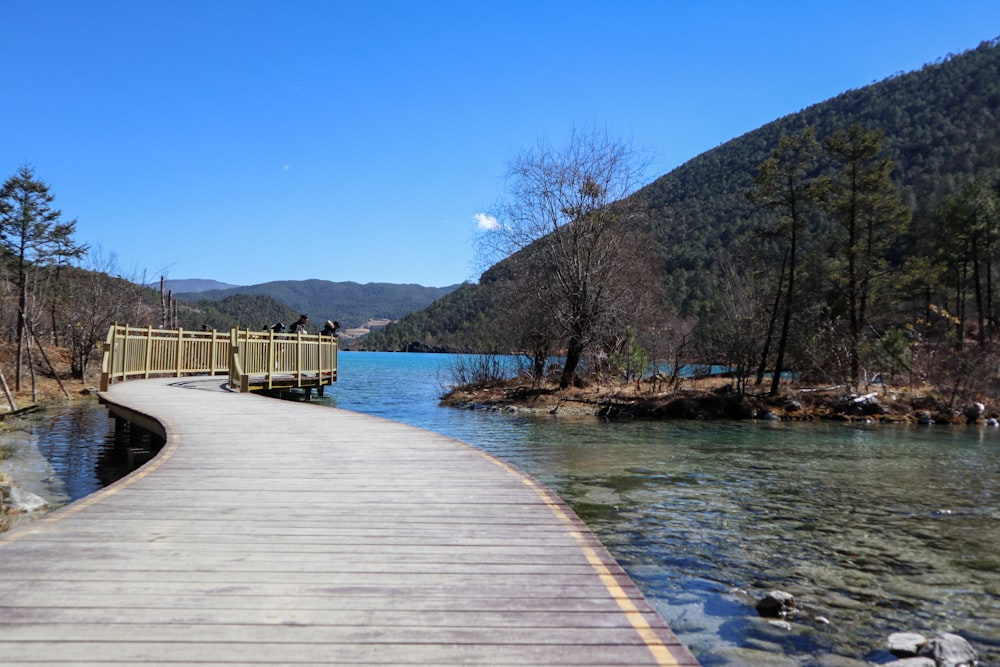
[321,320,340,336]
[290,314,309,334]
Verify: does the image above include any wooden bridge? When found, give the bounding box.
[0,327,698,665]
[99,324,338,394]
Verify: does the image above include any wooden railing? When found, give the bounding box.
[229,328,338,393]
[100,325,338,394]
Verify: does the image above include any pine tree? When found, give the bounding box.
[748,127,822,395]
[823,123,911,388]
[0,164,87,392]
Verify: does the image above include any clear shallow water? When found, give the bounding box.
[1,403,161,508]
[11,352,1000,666]
[323,353,1000,666]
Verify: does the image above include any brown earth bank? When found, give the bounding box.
[0,345,97,420]
[440,375,995,426]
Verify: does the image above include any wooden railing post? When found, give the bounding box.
[175,328,184,377]
[99,324,118,392]
[143,326,153,379]
[209,329,218,376]
[229,328,247,392]
[266,330,275,391]
[296,332,303,385]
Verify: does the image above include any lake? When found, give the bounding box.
[6,351,999,666]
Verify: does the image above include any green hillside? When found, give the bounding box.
[641,37,1000,314]
[176,293,300,332]
[176,279,461,330]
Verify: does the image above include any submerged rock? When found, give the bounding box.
[756,590,797,618]
[886,631,978,667]
[0,483,48,513]
[889,632,929,657]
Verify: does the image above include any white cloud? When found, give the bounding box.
[474,212,499,230]
[283,163,291,172]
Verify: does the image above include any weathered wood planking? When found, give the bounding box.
[0,377,699,666]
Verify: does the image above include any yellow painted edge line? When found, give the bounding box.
[0,405,179,545]
[481,453,682,667]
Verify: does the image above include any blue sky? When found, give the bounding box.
[3,2,999,288]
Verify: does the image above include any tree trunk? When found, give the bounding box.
[771,191,799,397]
[559,337,584,389]
[756,249,788,386]
[958,261,967,347]
[15,278,27,391]
[973,248,985,345]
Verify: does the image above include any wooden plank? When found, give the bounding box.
[0,377,698,666]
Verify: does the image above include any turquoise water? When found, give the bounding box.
[15,351,1000,666]
[321,352,1000,666]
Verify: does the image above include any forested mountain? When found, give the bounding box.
[175,279,461,330]
[642,37,1000,314]
[363,282,487,351]
[175,293,300,332]
[162,278,241,293]
[369,38,1000,353]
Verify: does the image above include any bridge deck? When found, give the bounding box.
[0,377,698,666]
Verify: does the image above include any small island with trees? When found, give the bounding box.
[368,38,1000,425]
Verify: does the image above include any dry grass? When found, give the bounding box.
[441,372,966,423]
[441,374,741,416]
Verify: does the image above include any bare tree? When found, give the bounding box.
[480,126,652,388]
[700,259,770,395]
[58,249,154,379]
[479,260,561,386]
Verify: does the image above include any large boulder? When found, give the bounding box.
[916,633,978,667]
[964,402,985,424]
[835,392,888,416]
[886,631,978,667]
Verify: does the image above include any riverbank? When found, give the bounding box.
[440,375,994,425]
[0,346,96,428]
[0,351,97,532]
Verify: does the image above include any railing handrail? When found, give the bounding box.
[100,325,337,393]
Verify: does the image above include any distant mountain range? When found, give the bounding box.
[172,278,462,330]
[161,278,242,293]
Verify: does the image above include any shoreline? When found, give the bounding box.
[0,376,98,533]
[440,378,994,426]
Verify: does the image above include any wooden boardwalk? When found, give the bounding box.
[0,377,698,666]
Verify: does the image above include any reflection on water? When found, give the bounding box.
[9,354,1000,666]
[1,402,163,506]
